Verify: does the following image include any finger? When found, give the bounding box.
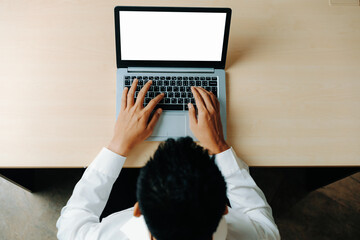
[201,87,218,111]
[191,87,206,110]
[196,87,216,112]
[144,93,165,114]
[146,108,163,132]
[127,78,138,107]
[136,80,152,108]
[206,87,221,113]
[216,96,220,112]
[120,87,128,110]
[188,103,197,126]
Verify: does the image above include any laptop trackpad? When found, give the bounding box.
[152,114,185,137]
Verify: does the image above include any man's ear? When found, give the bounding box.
[223,205,229,215]
[133,202,142,217]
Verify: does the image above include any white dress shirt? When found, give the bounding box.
[57,147,280,240]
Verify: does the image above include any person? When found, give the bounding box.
[56,79,280,240]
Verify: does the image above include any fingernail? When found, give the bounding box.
[188,103,192,109]
[157,108,162,114]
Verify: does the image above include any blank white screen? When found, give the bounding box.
[119,11,226,61]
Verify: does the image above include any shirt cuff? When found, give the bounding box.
[88,147,126,179]
[215,147,249,177]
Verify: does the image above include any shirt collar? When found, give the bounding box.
[120,216,227,240]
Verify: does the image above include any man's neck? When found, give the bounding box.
[149,233,213,240]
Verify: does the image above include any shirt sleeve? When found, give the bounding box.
[215,147,281,240]
[56,147,126,240]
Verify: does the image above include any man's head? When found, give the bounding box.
[136,137,227,240]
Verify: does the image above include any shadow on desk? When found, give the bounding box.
[226,36,260,70]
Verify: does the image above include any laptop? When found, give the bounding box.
[114,6,232,141]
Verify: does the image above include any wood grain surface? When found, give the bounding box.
[0,0,359,167]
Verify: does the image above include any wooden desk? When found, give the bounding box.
[1,0,359,167]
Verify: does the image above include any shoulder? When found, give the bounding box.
[225,207,259,240]
[92,208,134,240]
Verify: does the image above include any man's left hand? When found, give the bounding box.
[107,79,164,156]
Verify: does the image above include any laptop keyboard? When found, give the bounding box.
[124,75,219,110]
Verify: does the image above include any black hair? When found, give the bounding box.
[136,137,227,240]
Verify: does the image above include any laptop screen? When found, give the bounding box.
[119,11,227,61]
[115,7,231,68]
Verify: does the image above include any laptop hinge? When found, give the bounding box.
[127,67,215,73]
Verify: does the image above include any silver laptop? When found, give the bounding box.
[114,6,232,141]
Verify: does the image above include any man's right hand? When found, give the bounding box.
[188,87,230,155]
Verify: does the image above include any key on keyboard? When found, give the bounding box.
[124,75,219,110]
